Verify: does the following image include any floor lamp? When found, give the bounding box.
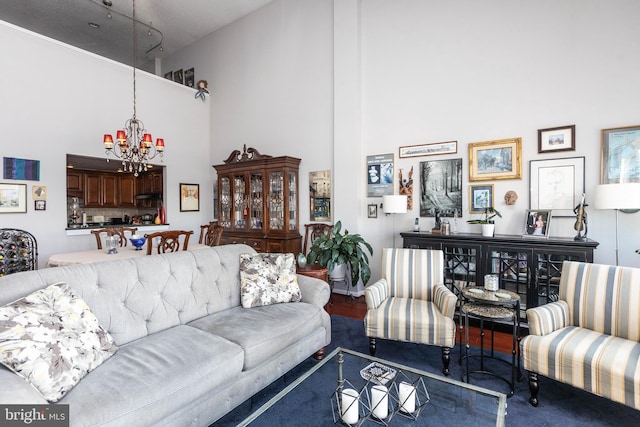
[383,195,408,248]
[594,183,640,265]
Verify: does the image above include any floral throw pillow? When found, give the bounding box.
[240,253,302,308]
[0,282,118,402]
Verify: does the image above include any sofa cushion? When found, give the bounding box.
[188,302,323,370]
[0,283,117,402]
[59,324,244,426]
[239,253,301,308]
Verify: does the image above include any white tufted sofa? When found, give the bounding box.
[0,244,331,426]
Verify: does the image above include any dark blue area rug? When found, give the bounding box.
[213,315,640,426]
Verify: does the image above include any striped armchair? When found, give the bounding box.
[364,248,457,375]
[521,261,640,409]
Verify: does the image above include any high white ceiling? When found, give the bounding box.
[0,0,272,70]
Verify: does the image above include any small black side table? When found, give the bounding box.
[460,286,522,396]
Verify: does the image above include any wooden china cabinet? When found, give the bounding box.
[213,146,302,254]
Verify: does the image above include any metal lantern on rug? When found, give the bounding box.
[102,0,165,176]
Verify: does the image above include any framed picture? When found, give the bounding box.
[367,153,394,197]
[184,68,195,88]
[34,200,46,211]
[399,141,457,158]
[469,184,494,214]
[523,209,552,238]
[468,138,522,182]
[179,183,199,212]
[3,157,40,181]
[367,204,377,218]
[0,183,27,213]
[419,158,463,217]
[163,71,173,80]
[32,185,47,200]
[530,156,585,217]
[601,124,640,184]
[173,69,184,84]
[538,125,575,153]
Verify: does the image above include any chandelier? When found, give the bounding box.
[103,0,164,176]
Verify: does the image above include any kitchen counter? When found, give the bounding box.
[65,224,170,236]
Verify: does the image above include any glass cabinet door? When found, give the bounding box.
[269,171,284,230]
[233,174,247,230]
[288,171,297,231]
[220,177,231,228]
[250,173,263,230]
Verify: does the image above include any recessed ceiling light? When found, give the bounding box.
[88,22,100,29]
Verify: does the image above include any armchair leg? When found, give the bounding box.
[312,347,326,360]
[528,372,539,407]
[369,337,377,356]
[441,347,451,376]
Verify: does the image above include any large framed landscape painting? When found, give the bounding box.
[419,158,463,217]
[468,138,522,182]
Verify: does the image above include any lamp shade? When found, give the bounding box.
[383,195,408,214]
[593,183,640,210]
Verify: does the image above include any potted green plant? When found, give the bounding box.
[467,207,502,236]
[306,220,373,286]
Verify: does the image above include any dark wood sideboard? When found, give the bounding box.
[401,231,599,321]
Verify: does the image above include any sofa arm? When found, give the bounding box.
[296,274,330,308]
[526,300,570,336]
[433,284,457,319]
[364,279,388,310]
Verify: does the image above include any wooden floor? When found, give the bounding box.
[325,294,515,355]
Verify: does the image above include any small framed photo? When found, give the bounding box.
[32,185,47,200]
[0,183,27,213]
[468,138,522,181]
[179,183,199,212]
[367,204,378,218]
[34,200,46,211]
[538,125,575,153]
[184,68,195,87]
[469,184,494,214]
[601,124,640,184]
[173,69,184,84]
[523,209,552,238]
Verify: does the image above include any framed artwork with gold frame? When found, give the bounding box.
[468,138,522,182]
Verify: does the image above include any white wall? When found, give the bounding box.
[162,0,334,226]
[169,0,640,275]
[0,21,212,268]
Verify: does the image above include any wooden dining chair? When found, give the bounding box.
[302,223,334,255]
[144,230,194,255]
[198,222,224,247]
[91,227,138,249]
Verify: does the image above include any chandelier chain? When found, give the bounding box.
[102,0,165,176]
[132,0,137,120]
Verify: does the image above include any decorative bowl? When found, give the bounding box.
[129,235,146,250]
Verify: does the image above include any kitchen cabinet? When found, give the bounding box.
[83,172,118,208]
[118,174,137,207]
[66,171,84,198]
[401,231,599,322]
[214,146,302,254]
[136,171,163,207]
